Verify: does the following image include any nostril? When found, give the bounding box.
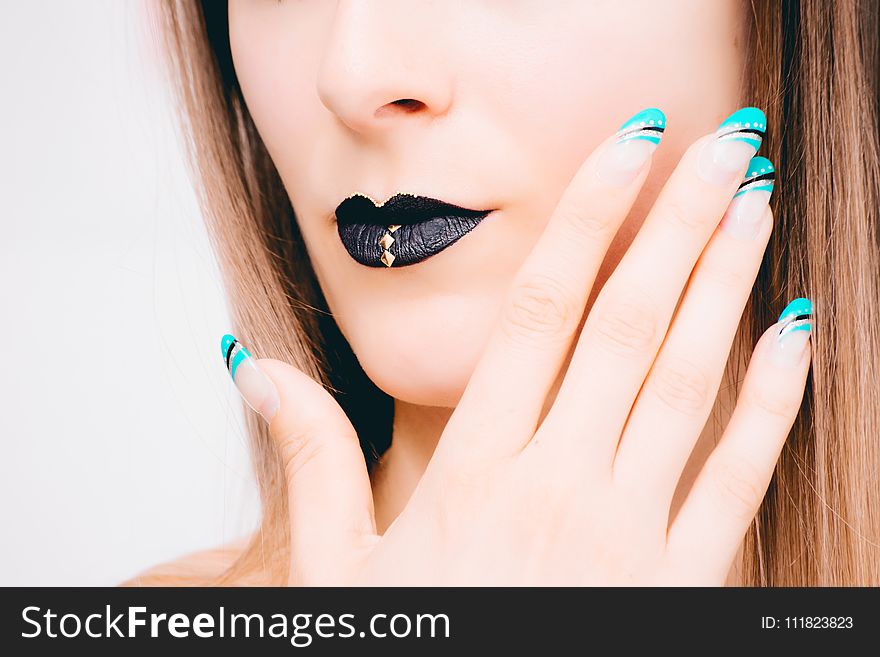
[376,99,425,118]
[392,99,423,111]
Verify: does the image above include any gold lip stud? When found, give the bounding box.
[378,223,400,267]
[378,233,395,250]
[380,250,396,267]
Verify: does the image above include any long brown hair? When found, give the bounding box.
[134,0,880,586]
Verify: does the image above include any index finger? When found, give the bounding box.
[437,108,667,465]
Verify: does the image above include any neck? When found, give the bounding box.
[371,399,452,534]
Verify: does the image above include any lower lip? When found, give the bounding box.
[337,212,493,268]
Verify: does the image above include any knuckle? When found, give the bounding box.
[707,458,766,521]
[557,206,614,242]
[510,459,580,532]
[434,461,491,530]
[660,199,703,231]
[278,429,324,482]
[698,256,752,292]
[650,358,711,415]
[501,274,578,343]
[590,292,658,356]
[743,383,803,422]
[524,463,573,511]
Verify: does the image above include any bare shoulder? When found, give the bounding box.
[118,537,268,587]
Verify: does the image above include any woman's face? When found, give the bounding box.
[229,0,746,407]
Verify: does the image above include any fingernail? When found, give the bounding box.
[221,333,279,422]
[596,108,666,186]
[698,107,767,186]
[768,297,813,368]
[719,156,775,240]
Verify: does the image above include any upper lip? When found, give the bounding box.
[335,192,493,226]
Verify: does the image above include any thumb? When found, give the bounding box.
[220,334,376,583]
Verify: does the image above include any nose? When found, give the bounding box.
[316,1,454,136]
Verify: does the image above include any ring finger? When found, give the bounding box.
[612,156,776,503]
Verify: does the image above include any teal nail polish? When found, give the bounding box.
[615,108,667,146]
[777,297,813,338]
[716,107,767,152]
[219,333,280,421]
[733,156,775,198]
[719,156,775,239]
[221,333,252,379]
[598,108,666,187]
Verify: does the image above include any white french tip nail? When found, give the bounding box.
[719,189,771,240]
[768,298,813,368]
[221,334,280,422]
[768,327,811,368]
[698,139,757,186]
[699,107,767,186]
[233,358,280,421]
[596,139,658,187]
[596,107,666,187]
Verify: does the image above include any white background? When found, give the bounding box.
[0,0,261,585]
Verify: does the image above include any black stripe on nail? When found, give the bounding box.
[737,172,776,189]
[778,313,813,336]
[225,339,237,371]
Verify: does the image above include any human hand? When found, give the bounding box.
[223,107,812,585]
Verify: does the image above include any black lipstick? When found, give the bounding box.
[334,193,493,267]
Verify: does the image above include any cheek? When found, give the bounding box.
[228,5,327,177]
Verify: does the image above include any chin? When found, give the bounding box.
[365,359,471,408]
[347,309,495,408]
